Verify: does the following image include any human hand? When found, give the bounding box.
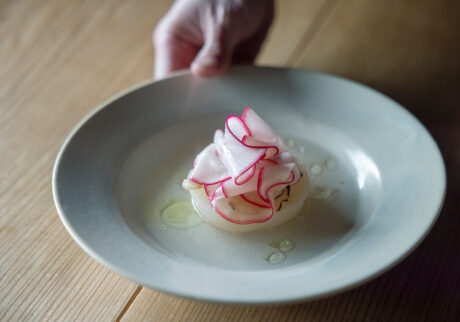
[153,0,274,79]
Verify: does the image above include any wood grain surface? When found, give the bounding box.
[0,0,458,321]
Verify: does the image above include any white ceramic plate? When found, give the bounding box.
[53,66,445,304]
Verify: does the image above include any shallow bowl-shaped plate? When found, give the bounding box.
[53,66,445,304]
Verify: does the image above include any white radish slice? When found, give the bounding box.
[216,124,266,177]
[187,172,308,233]
[273,151,298,164]
[241,136,279,158]
[215,160,278,199]
[240,191,271,208]
[257,164,298,202]
[213,195,273,224]
[204,182,225,200]
[241,107,289,152]
[225,115,251,140]
[234,164,257,185]
[189,144,230,185]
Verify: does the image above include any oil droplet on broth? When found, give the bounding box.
[310,186,339,200]
[309,163,323,176]
[264,238,295,264]
[160,200,202,229]
[269,239,295,252]
[279,239,295,252]
[265,251,286,264]
[325,158,337,170]
[285,138,295,147]
[310,186,331,199]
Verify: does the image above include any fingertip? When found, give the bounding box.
[154,70,164,80]
[153,61,168,80]
[191,57,229,77]
[191,65,228,78]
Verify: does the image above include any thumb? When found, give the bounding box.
[191,28,234,77]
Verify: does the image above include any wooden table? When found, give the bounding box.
[1,0,458,320]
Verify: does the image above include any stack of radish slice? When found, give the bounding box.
[185,107,308,232]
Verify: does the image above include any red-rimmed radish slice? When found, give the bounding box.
[203,182,224,200]
[234,164,256,185]
[216,125,266,177]
[210,182,228,201]
[240,191,271,209]
[217,171,257,199]
[257,164,299,202]
[215,159,281,199]
[226,115,251,140]
[213,195,274,224]
[272,151,298,164]
[241,107,289,151]
[240,107,276,140]
[241,136,280,158]
[189,143,231,185]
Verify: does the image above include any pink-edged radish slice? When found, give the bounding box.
[184,167,308,233]
[189,144,230,185]
[241,107,289,152]
[215,124,266,178]
[184,107,310,233]
[226,115,252,140]
[257,163,301,202]
[240,191,271,209]
[213,159,280,200]
[204,181,226,200]
[213,195,273,224]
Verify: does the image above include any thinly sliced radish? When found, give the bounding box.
[234,164,256,185]
[213,195,274,224]
[257,164,298,202]
[187,107,307,226]
[226,115,252,139]
[210,183,226,201]
[241,136,280,158]
[232,151,279,185]
[240,191,271,209]
[273,151,298,164]
[189,144,230,185]
[217,159,280,199]
[241,107,288,152]
[217,124,266,177]
[226,109,284,160]
[204,182,225,200]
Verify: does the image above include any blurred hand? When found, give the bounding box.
[153,0,274,79]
